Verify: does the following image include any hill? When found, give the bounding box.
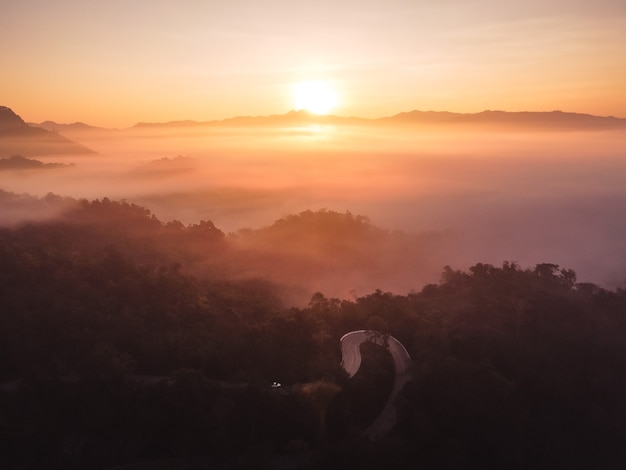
[20,107,626,132]
[0,155,74,170]
[1,194,626,468]
[132,109,367,129]
[0,106,26,131]
[380,109,626,129]
[32,120,108,133]
[130,109,626,130]
[0,106,95,156]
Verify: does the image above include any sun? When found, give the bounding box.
[293,80,338,115]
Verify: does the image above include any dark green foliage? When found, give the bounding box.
[2,199,626,468]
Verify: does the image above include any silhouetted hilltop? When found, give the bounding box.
[0,155,74,170]
[132,110,366,128]
[33,120,107,133]
[0,106,95,156]
[0,189,77,225]
[132,119,204,128]
[129,155,196,177]
[382,109,626,129]
[0,106,27,131]
[130,108,626,130]
[12,106,626,133]
[215,109,367,127]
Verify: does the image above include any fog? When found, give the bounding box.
[2,123,625,299]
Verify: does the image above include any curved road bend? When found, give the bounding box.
[340,330,412,441]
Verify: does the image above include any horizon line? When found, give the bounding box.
[22,107,626,129]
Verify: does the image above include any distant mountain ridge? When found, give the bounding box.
[382,109,626,129]
[12,105,626,132]
[132,109,366,128]
[131,109,626,130]
[0,106,95,156]
[34,121,108,132]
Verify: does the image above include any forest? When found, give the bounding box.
[1,194,626,469]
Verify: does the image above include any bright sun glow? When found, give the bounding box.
[293,81,338,115]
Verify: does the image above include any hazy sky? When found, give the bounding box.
[3,0,626,126]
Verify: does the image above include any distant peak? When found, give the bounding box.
[0,106,27,131]
[287,109,314,115]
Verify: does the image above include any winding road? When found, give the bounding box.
[340,330,413,441]
[2,329,413,443]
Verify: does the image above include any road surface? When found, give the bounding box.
[340,330,412,441]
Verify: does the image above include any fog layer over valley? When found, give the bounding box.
[1,119,625,298]
[3,113,626,467]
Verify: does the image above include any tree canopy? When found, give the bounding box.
[1,196,626,468]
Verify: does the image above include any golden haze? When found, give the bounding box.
[2,1,625,126]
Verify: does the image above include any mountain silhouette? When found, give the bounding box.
[0,106,95,157]
[0,155,74,170]
[130,109,626,130]
[131,109,362,129]
[33,120,108,133]
[0,106,27,131]
[380,109,626,129]
[8,106,626,133]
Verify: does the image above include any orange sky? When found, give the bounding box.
[2,0,626,127]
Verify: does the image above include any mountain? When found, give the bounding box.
[0,106,95,157]
[0,106,27,131]
[130,108,626,130]
[33,120,108,133]
[215,109,368,127]
[380,109,626,129]
[0,155,75,170]
[129,155,196,177]
[9,106,626,133]
[132,109,367,129]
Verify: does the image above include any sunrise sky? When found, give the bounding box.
[3,0,626,127]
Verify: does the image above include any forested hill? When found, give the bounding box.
[0,194,626,469]
[1,194,626,468]
[0,192,456,300]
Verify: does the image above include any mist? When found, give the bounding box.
[1,122,625,300]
